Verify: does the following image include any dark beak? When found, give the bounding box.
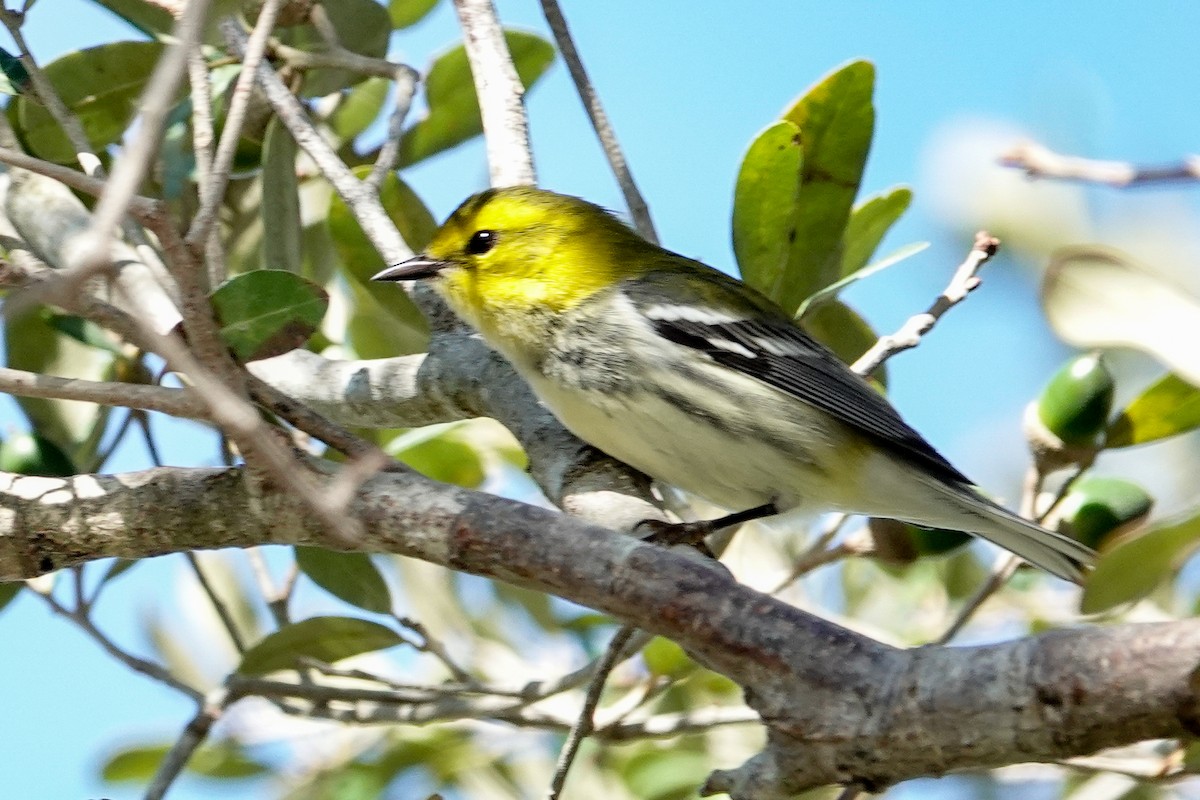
[371,255,449,282]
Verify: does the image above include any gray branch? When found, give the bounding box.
[0,464,1197,798]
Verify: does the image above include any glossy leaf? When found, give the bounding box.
[1107,373,1200,448]
[210,270,329,362]
[796,241,928,319]
[295,547,393,614]
[390,0,440,28]
[1043,246,1200,386]
[1081,511,1200,614]
[14,41,165,163]
[0,581,20,615]
[799,299,886,386]
[0,45,30,95]
[238,616,404,675]
[733,120,803,301]
[777,59,876,314]
[399,30,555,166]
[86,0,175,38]
[839,186,912,278]
[261,118,303,274]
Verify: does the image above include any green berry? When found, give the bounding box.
[1037,353,1115,447]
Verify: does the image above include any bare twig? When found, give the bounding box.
[186,1,286,248]
[187,45,227,286]
[393,615,474,685]
[366,66,418,190]
[1001,141,1200,188]
[184,552,248,653]
[547,624,637,800]
[144,687,230,800]
[452,0,536,187]
[538,0,656,242]
[0,365,206,419]
[852,231,999,377]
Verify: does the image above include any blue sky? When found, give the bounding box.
[3,2,1199,798]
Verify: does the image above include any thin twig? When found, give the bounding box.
[393,615,474,685]
[366,66,418,190]
[0,365,206,418]
[184,552,248,653]
[538,0,656,243]
[452,0,537,187]
[186,1,286,248]
[144,687,230,800]
[852,231,999,377]
[1000,141,1200,188]
[547,624,637,800]
[187,44,227,287]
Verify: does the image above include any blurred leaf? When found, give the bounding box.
[624,749,708,800]
[102,740,268,783]
[238,616,403,674]
[796,241,928,318]
[14,41,165,163]
[776,59,875,314]
[282,0,391,97]
[0,432,75,476]
[210,270,329,362]
[87,0,175,38]
[0,46,30,95]
[345,283,429,358]
[0,581,21,614]
[44,312,122,354]
[399,30,555,166]
[390,0,439,28]
[1081,512,1200,614]
[642,636,695,678]
[387,422,485,487]
[261,118,303,274]
[295,547,393,614]
[839,186,912,278]
[5,302,114,458]
[1107,373,1200,448]
[1043,246,1200,386]
[100,558,138,585]
[799,299,886,386]
[732,120,802,301]
[329,76,390,144]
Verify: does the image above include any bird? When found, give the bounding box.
[372,187,1094,582]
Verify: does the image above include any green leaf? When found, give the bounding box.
[388,422,485,487]
[0,581,21,615]
[799,299,886,386]
[642,636,695,678]
[329,76,391,144]
[839,186,912,278]
[624,750,709,800]
[0,432,75,476]
[14,41,165,163]
[44,312,122,354]
[776,59,876,314]
[390,0,440,28]
[796,241,928,318]
[280,0,391,97]
[210,270,329,362]
[102,740,268,783]
[295,547,393,614]
[399,30,555,166]
[1081,511,1200,613]
[261,118,304,274]
[0,46,30,95]
[88,0,176,38]
[732,120,803,302]
[237,615,404,675]
[1107,373,1200,448]
[100,558,138,585]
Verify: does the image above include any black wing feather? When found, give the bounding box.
[650,314,971,487]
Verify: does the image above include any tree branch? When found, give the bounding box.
[1000,141,1200,187]
[1,464,1197,798]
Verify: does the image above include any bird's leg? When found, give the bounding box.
[637,503,778,548]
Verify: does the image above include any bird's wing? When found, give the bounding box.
[627,270,971,487]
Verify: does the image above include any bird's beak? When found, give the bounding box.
[371,255,449,282]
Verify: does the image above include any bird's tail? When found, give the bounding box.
[866,461,1096,583]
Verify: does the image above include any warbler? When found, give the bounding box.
[373,187,1094,582]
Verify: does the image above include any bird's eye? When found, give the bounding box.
[466,229,497,255]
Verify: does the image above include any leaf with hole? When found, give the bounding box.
[210,270,329,362]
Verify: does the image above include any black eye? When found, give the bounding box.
[466,229,497,255]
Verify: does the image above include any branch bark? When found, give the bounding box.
[1,464,1197,798]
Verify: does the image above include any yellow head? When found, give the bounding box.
[373,187,650,338]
